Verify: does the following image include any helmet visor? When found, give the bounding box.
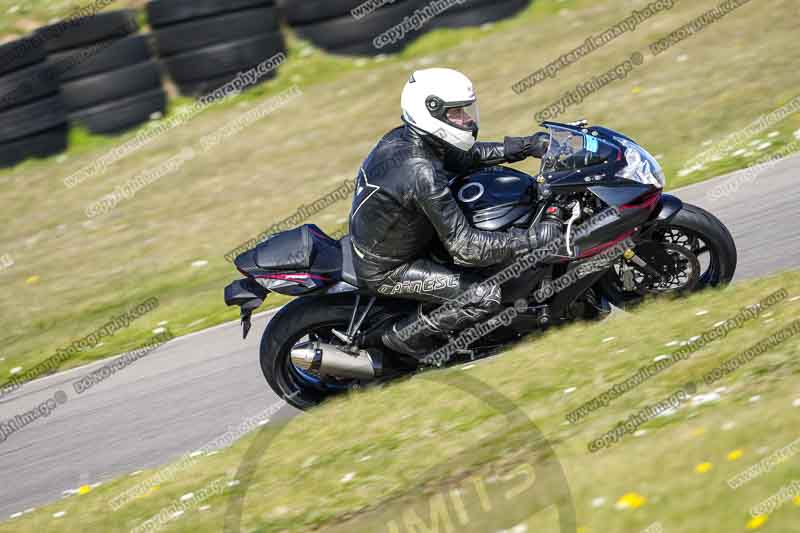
[441,101,479,132]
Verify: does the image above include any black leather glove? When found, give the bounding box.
[503,132,550,162]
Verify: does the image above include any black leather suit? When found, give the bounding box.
[348,125,548,358]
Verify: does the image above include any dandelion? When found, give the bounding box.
[727,450,743,461]
[746,515,767,529]
[78,485,91,495]
[695,462,713,473]
[615,492,646,509]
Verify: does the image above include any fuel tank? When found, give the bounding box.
[450,166,536,231]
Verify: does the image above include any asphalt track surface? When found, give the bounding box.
[1,154,799,519]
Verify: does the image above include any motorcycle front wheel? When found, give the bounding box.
[598,202,737,307]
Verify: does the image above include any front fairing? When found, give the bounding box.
[539,122,666,192]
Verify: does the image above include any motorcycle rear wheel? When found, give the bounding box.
[260,295,394,410]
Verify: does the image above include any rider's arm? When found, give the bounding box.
[412,160,530,267]
[445,133,549,173]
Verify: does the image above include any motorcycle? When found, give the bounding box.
[224,121,737,410]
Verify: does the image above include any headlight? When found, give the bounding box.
[614,138,665,189]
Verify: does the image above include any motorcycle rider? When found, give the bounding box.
[348,68,556,358]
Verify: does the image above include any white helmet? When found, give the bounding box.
[401,68,480,152]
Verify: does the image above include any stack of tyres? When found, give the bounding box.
[37,10,166,135]
[282,0,429,56]
[0,37,68,167]
[148,0,285,97]
[428,0,532,29]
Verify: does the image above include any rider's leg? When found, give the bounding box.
[362,258,503,359]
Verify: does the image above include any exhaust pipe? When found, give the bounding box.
[290,340,379,380]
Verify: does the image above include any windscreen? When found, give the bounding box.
[540,126,618,174]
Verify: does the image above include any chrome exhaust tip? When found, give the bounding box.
[290,340,377,380]
[290,341,322,372]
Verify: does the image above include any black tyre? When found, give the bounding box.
[599,203,737,307]
[60,60,162,111]
[430,0,531,29]
[0,62,59,112]
[292,0,427,55]
[282,0,366,25]
[175,68,276,97]
[147,0,274,28]
[69,88,166,135]
[261,295,396,410]
[163,33,285,83]
[327,36,409,57]
[48,34,152,82]
[36,10,138,53]
[153,7,280,57]
[0,37,46,76]
[0,125,69,168]
[0,95,66,143]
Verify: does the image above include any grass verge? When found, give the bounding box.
[1,0,799,387]
[1,270,799,532]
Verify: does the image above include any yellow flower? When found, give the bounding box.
[746,515,767,529]
[695,462,713,473]
[632,87,643,94]
[727,449,744,461]
[616,492,646,509]
[26,275,40,285]
[794,495,800,506]
[78,485,91,495]
[140,484,160,498]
